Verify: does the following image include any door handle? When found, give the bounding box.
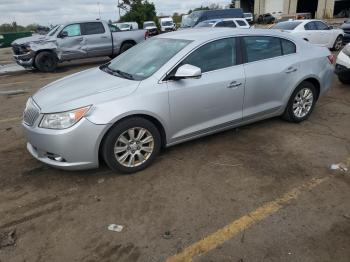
[76,37,84,41]
[101,36,108,39]
[227,81,242,89]
[285,67,298,73]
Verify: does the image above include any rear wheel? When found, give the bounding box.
[282,81,317,123]
[102,117,161,174]
[332,35,343,51]
[34,51,58,72]
[119,42,135,54]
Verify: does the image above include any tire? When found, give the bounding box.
[332,35,343,51]
[119,42,135,54]
[102,117,161,174]
[282,81,317,123]
[34,51,58,72]
[339,75,350,85]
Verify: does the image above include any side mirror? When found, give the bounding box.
[174,64,201,80]
[59,31,68,38]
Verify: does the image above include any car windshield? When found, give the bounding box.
[105,38,191,80]
[272,21,302,30]
[162,21,173,26]
[47,25,61,36]
[181,11,203,28]
[195,21,216,27]
[144,22,155,27]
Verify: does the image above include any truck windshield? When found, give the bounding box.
[162,21,173,26]
[105,38,191,80]
[144,22,155,27]
[181,11,203,28]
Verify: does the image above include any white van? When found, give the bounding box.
[159,17,175,32]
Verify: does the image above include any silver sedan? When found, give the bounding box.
[22,28,334,173]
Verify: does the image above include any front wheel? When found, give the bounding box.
[282,82,317,123]
[102,117,161,174]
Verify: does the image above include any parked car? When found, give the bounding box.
[244,12,254,23]
[257,13,276,24]
[117,22,139,31]
[180,8,244,28]
[143,21,158,36]
[195,18,250,29]
[22,28,334,173]
[159,17,175,32]
[272,20,344,51]
[12,20,147,72]
[335,43,350,84]
[340,19,350,44]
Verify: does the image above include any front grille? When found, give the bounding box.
[23,98,40,126]
[12,44,28,55]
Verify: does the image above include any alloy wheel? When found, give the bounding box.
[293,88,314,118]
[114,127,154,168]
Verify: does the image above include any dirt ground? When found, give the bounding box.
[0,47,349,262]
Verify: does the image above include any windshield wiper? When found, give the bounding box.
[112,69,134,80]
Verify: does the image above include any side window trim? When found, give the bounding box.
[163,36,241,82]
[241,35,297,64]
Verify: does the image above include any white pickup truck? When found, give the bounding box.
[12,20,148,72]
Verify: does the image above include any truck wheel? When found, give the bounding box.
[34,51,58,72]
[120,42,134,54]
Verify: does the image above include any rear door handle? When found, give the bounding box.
[227,81,242,89]
[285,67,298,73]
[101,36,108,39]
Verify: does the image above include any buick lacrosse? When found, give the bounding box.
[23,28,334,173]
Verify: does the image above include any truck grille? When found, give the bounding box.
[23,98,40,126]
[12,44,27,55]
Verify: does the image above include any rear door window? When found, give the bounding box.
[243,36,282,63]
[236,20,248,27]
[81,22,105,35]
[281,39,296,55]
[314,21,329,30]
[304,22,317,30]
[215,21,236,28]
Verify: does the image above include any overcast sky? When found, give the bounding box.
[0,0,232,26]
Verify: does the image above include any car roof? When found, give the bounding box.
[200,18,246,23]
[157,28,292,42]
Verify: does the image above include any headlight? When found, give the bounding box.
[39,106,91,129]
[343,44,350,56]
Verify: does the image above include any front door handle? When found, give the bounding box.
[76,37,84,41]
[227,81,242,89]
[285,67,298,73]
[101,36,108,39]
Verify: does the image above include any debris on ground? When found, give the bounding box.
[162,231,172,239]
[97,178,105,184]
[210,162,243,168]
[0,90,28,96]
[330,163,348,173]
[5,127,12,131]
[0,229,17,249]
[107,224,124,232]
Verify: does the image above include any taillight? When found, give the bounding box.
[327,54,335,64]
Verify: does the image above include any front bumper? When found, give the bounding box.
[23,118,108,170]
[13,51,35,67]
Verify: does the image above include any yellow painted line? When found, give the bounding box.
[166,176,329,262]
[0,117,21,124]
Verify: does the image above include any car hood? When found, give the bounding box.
[12,35,49,45]
[33,67,140,113]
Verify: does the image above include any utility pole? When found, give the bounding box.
[98,2,101,19]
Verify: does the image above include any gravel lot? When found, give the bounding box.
[0,47,349,262]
